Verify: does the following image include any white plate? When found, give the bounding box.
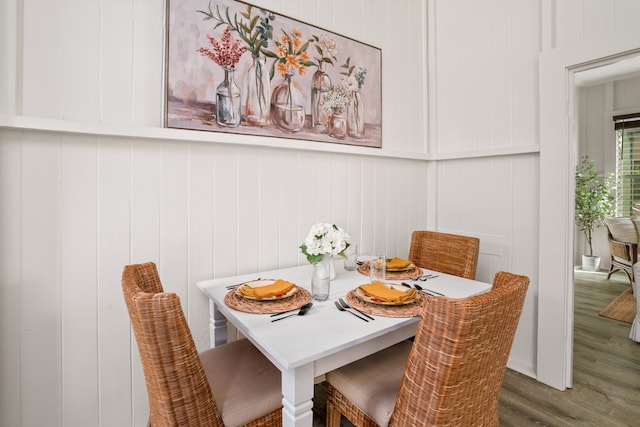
[236,279,298,301]
[354,283,417,306]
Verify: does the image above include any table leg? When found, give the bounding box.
[281,363,314,427]
[210,300,228,347]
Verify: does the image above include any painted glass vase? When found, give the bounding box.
[347,90,365,138]
[244,54,271,127]
[271,72,305,132]
[216,67,241,127]
[310,63,332,131]
[328,108,347,139]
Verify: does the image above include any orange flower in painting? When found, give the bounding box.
[286,54,299,69]
[276,62,289,75]
[265,29,313,76]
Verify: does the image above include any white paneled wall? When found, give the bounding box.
[434,154,540,371]
[0,129,428,426]
[0,0,537,425]
[432,0,539,155]
[7,0,640,424]
[2,0,433,424]
[430,0,542,374]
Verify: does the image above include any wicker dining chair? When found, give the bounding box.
[604,217,639,286]
[122,262,282,427]
[408,230,480,279]
[325,271,530,427]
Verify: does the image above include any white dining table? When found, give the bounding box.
[197,262,491,427]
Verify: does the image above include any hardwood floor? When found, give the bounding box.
[313,270,640,426]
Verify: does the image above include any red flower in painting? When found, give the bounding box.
[199,26,247,68]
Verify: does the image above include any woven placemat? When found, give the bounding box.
[345,289,427,317]
[357,262,422,280]
[224,287,313,314]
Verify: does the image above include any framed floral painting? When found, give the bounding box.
[165,0,382,148]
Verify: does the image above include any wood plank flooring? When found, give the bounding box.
[313,270,640,426]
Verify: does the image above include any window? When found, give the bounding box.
[615,113,640,216]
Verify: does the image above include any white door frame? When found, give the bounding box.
[538,45,640,390]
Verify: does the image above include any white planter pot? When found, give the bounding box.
[581,255,601,272]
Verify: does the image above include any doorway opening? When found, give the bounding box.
[570,48,640,387]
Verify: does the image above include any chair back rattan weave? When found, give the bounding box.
[408,230,480,279]
[389,271,529,426]
[122,262,224,426]
[325,271,529,427]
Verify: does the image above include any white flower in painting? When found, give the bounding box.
[341,74,359,93]
[318,34,338,58]
[322,87,350,114]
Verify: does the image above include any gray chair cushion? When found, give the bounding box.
[605,217,638,244]
[200,338,282,426]
[325,340,413,427]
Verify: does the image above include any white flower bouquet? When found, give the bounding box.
[300,223,350,264]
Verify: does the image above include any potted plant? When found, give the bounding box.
[574,156,615,271]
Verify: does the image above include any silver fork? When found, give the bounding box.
[226,278,262,290]
[334,301,369,322]
[338,298,375,321]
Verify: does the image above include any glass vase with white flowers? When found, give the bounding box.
[322,88,350,139]
[300,223,350,282]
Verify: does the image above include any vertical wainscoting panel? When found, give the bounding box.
[130,141,162,263]
[97,138,134,427]
[511,0,539,146]
[59,1,101,123]
[257,148,286,272]
[131,0,164,127]
[489,156,514,273]
[435,154,538,374]
[237,147,261,275]
[212,145,241,280]
[60,137,99,427]
[510,153,539,373]
[99,4,135,124]
[0,132,23,427]
[358,155,376,254]
[433,0,540,154]
[21,134,63,426]
[343,155,364,250]
[437,156,508,277]
[296,151,316,261]
[278,151,303,265]
[187,142,216,348]
[129,140,162,426]
[159,142,190,303]
[363,159,388,253]
[21,0,63,119]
